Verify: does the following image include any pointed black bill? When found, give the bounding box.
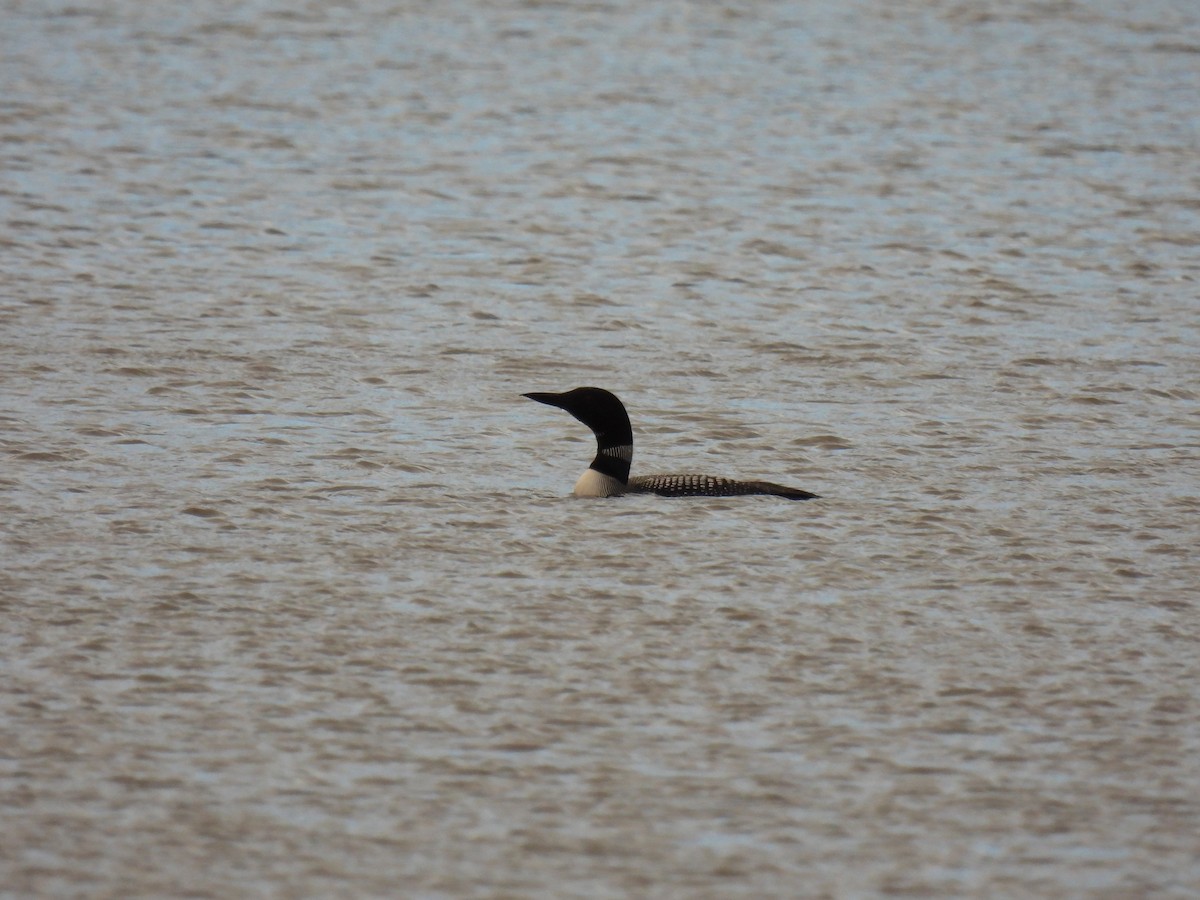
[522,391,566,409]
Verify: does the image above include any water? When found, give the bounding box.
[3,1,1199,896]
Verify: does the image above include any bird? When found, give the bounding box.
[522,387,819,500]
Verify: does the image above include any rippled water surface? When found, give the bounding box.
[3,1,1199,896]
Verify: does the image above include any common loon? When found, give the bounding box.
[523,387,819,500]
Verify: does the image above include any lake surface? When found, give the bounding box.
[3,1,1199,896]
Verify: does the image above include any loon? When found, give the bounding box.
[523,387,819,500]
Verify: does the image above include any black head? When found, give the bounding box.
[523,387,634,482]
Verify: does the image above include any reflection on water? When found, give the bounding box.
[3,1,1199,896]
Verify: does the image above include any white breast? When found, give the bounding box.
[573,468,627,498]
